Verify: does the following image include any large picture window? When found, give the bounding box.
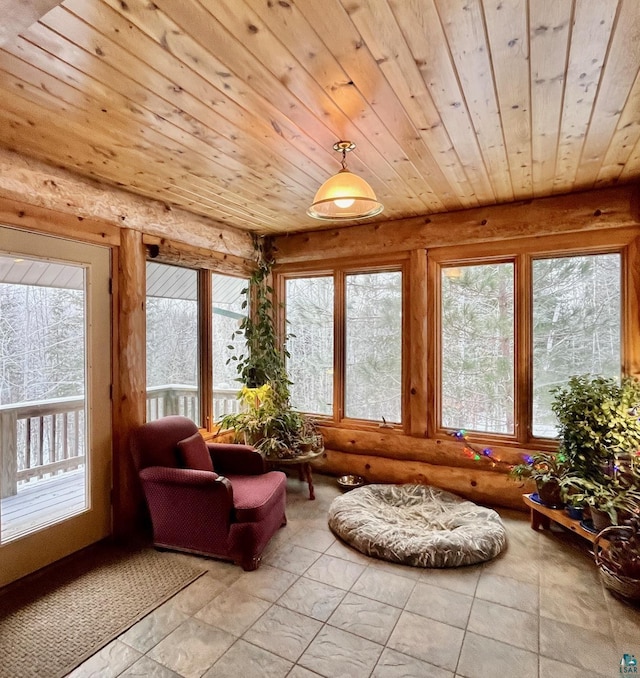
[440,263,515,434]
[286,276,334,416]
[532,253,621,437]
[212,273,248,420]
[146,262,199,423]
[345,271,402,422]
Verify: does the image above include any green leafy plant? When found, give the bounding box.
[218,237,322,459]
[511,451,569,507]
[561,475,640,524]
[551,375,640,483]
[510,450,568,483]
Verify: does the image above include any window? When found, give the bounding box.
[345,271,402,422]
[146,262,200,423]
[441,262,515,434]
[285,276,334,415]
[212,273,247,419]
[532,253,621,437]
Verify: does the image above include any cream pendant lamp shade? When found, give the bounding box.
[307,141,383,221]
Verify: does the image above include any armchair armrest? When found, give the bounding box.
[139,466,233,502]
[207,443,266,475]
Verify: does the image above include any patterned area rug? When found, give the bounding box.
[0,541,205,678]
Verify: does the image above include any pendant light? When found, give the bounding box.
[307,141,383,221]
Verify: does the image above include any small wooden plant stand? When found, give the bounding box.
[523,493,598,544]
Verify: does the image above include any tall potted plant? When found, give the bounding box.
[218,237,322,458]
[551,374,640,526]
[551,375,640,482]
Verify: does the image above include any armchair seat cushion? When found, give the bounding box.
[227,471,287,523]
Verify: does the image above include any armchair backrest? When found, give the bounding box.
[130,415,200,471]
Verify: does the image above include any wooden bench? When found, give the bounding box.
[522,493,598,544]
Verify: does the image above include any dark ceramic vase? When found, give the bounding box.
[536,479,564,508]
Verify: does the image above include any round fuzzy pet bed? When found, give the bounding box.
[328,484,507,568]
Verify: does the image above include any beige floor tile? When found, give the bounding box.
[351,567,416,608]
[119,600,189,653]
[262,544,322,575]
[119,655,182,677]
[202,639,292,678]
[290,527,336,552]
[539,616,619,676]
[229,564,298,602]
[167,572,230,616]
[539,656,608,678]
[419,564,482,596]
[304,553,366,590]
[146,618,235,678]
[367,558,423,581]
[194,589,271,636]
[325,538,372,565]
[327,592,402,645]
[286,667,323,678]
[372,648,454,678]
[456,631,538,678]
[387,610,464,672]
[66,640,141,678]
[278,576,346,621]
[298,625,383,678]
[539,581,611,633]
[244,604,322,661]
[405,582,473,629]
[475,571,539,613]
[467,598,538,652]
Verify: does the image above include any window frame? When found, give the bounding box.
[429,232,632,449]
[275,254,409,432]
[145,252,252,431]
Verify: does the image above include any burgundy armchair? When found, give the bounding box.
[129,415,287,570]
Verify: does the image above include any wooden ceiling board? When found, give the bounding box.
[528,0,572,194]
[573,0,640,188]
[388,0,497,204]
[553,0,618,194]
[0,0,638,235]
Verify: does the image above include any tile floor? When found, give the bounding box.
[68,474,640,678]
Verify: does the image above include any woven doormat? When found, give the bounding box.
[0,541,205,678]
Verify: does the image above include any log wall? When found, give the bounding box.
[276,186,640,510]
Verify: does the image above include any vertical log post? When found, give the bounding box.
[112,229,147,535]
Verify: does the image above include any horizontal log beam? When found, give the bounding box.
[143,235,254,277]
[319,426,532,472]
[313,448,532,511]
[274,185,640,263]
[0,197,120,246]
[0,148,255,259]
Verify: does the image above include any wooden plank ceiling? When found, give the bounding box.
[0,0,638,236]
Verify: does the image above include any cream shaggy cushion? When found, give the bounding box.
[328,484,507,568]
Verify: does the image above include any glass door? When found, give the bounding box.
[0,226,112,587]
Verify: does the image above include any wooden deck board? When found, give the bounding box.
[1,468,86,543]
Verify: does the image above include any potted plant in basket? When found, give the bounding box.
[594,513,640,601]
[510,451,569,508]
[217,236,322,460]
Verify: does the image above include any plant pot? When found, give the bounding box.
[565,505,584,521]
[536,479,564,508]
[590,506,613,532]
